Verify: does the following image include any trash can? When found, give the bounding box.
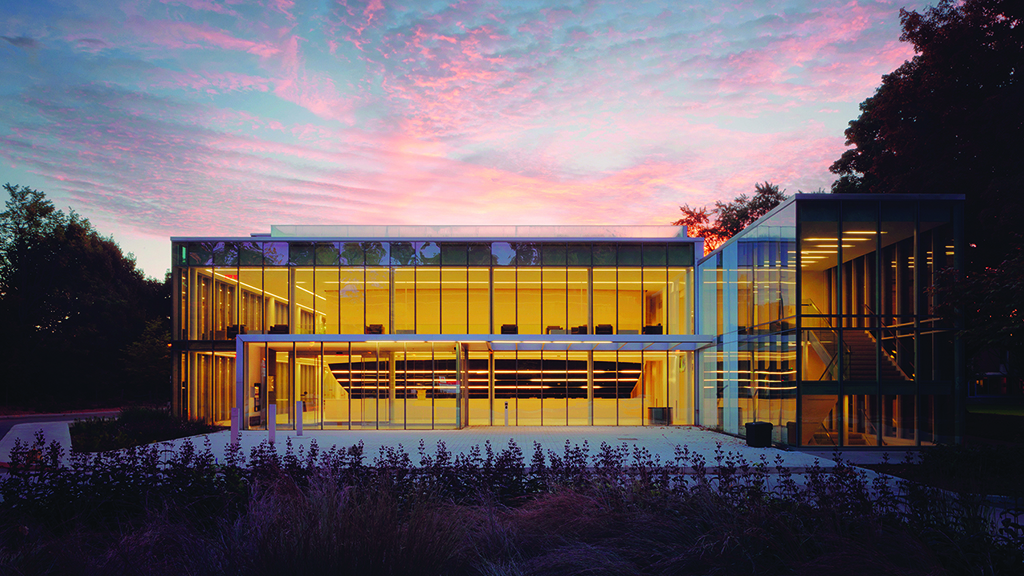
[648,407,671,425]
[745,421,773,447]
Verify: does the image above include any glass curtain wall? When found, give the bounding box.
[698,203,798,444]
[175,239,698,425]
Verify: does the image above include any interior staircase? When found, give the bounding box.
[842,330,909,381]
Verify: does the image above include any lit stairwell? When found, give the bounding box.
[842,330,910,382]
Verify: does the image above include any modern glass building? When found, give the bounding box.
[171,226,707,431]
[171,195,965,447]
[697,194,964,446]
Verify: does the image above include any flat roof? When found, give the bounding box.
[268,225,687,239]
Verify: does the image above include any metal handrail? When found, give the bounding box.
[863,304,914,380]
[802,300,850,380]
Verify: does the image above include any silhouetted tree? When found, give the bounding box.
[0,183,166,408]
[674,182,788,253]
[829,0,1024,265]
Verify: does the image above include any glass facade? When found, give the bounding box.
[697,195,963,446]
[172,237,698,428]
[172,201,962,444]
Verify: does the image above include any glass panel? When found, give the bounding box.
[468,268,490,334]
[592,243,616,266]
[211,267,238,340]
[618,351,643,425]
[263,242,288,266]
[315,242,340,266]
[468,350,490,426]
[841,201,878,329]
[314,267,338,334]
[667,243,693,266]
[542,268,567,334]
[213,242,238,266]
[568,351,590,425]
[238,266,263,334]
[416,267,440,333]
[390,242,416,266]
[567,243,591,266]
[593,268,616,335]
[323,342,351,429]
[339,269,364,334]
[493,351,516,426]
[366,267,390,334]
[567,268,588,334]
[494,268,517,334]
[393,268,415,334]
[432,342,458,429]
[441,267,468,334]
[643,268,666,335]
[268,343,294,429]
[492,242,515,266]
[516,351,542,425]
[517,268,541,334]
[211,351,235,425]
[350,342,379,429]
[843,394,879,446]
[618,243,641,266]
[239,241,263,266]
[802,329,839,382]
[798,201,839,327]
[468,242,492,266]
[643,243,666,266]
[542,350,567,425]
[242,342,265,428]
[403,342,434,429]
[294,267,315,334]
[542,243,566,266]
[668,267,692,335]
[617,269,642,334]
[296,342,322,429]
[340,242,364,266]
[417,241,441,265]
[289,243,315,266]
[363,241,389,266]
[516,242,541,266]
[264,268,290,333]
[881,393,917,446]
[800,394,839,446]
[188,242,214,266]
[376,343,400,429]
[593,351,618,425]
[644,351,667,424]
[441,243,467,265]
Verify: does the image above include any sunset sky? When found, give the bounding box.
[0,0,923,278]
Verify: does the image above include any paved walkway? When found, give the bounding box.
[0,420,901,472]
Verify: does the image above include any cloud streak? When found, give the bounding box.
[0,0,924,277]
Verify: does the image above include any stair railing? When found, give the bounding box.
[802,300,850,380]
[863,304,914,380]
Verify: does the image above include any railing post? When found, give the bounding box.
[268,404,276,444]
[296,401,303,436]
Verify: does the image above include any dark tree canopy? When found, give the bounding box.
[829,0,1024,263]
[674,182,788,253]
[0,184,169,408]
